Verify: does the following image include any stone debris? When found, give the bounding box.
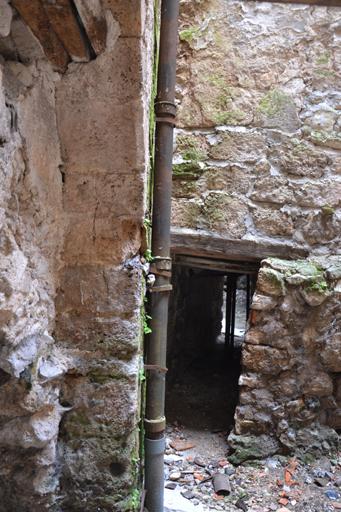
[164,424,341,512]
[170,439,196,451]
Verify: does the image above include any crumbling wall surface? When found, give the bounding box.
[52,2,154,511]
[172,0,341,255]
[0,0,154,510]
[0,55,67,507]
[229,257,341,464]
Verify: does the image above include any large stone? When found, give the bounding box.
[252,206,294,236]
[209,129,267,163]
[250,176,294,204]
[295,179,341,207]
[242,344,293,375]
[257,268,285,297]
[255,89,301,133]
[301,373,333,397]
[269,138,328,178]
[302,126,341,150]
[251,293,277,311]
[302,212,340,245]
[228,432,279,464]
[203,192,248,237]
[321,334,341,371]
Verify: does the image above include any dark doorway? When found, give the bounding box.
[166,256,258,432]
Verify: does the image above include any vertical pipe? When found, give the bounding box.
[145,1,179,511]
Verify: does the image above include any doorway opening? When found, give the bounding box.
[166,256,259,435]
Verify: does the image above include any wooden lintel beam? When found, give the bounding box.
[11,0,70,73]
[172,254,260,274]
[42,0,93,62]
[170,232,309,263]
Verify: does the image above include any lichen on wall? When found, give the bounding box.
[172,0,341,257]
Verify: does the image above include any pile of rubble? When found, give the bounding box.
[164,424,341,512]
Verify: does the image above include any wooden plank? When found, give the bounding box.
[170,232,309,262]
[172,254,260,274]
[42,0,92,62]
[73,0,107,55]
[11,0,70,73]
[245,0,341,6]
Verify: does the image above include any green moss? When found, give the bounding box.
[177,133,207,162]
[172,161,204,178]
[179,27,200,44]
[321,205,335,215]
[314,69,335,77]
[215,109,244,126]
[257,88,292,117]
[316,51,331,64]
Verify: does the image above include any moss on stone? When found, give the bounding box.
[172,161,204,178]
[179,27,200,45]
[215,109,244,126]
[257,88,292,118]
[321,205,335,215]
[316,51,330,64]
[314,69,335,77]
[176,133,207,162]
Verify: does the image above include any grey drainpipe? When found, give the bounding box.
[144,0,179,511]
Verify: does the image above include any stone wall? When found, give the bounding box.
[0,1,154,510]
[228,257,341,463]
[172,0,341,257]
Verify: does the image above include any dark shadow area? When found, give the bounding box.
[166,263,257,431]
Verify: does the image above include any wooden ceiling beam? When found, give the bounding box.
[41,0,93,62]
[73,0,107,56]
[11,0,70,73]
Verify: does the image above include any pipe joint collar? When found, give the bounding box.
[155,100,176,117]
[144,416,166,433]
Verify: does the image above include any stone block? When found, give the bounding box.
[104,0,144,37]
[302,212,340,245]
[269,138,328,178]
[63,170,145,217]
[251,294,277,311]
[205,165,250,195]
[57,100,146,173]
[257,268,285,297]
[321,334,341,371]
[228,432,279,464]
[209,129,266,163]
[302,126,341,150]
[301,373,333,397]
[171,198,202,229]
[203,192,248,237]
[62,213,142,266]
[295,179,341,207]
[250,176,294,204]
[252,206,294,236]
[242,344,293,375]
[255,89,301,133]
[245,327,265,345]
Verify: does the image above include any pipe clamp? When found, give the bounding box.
[144,417,166,433]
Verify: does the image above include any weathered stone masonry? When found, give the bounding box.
[171,0,341,459]
[0,0,154,510]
